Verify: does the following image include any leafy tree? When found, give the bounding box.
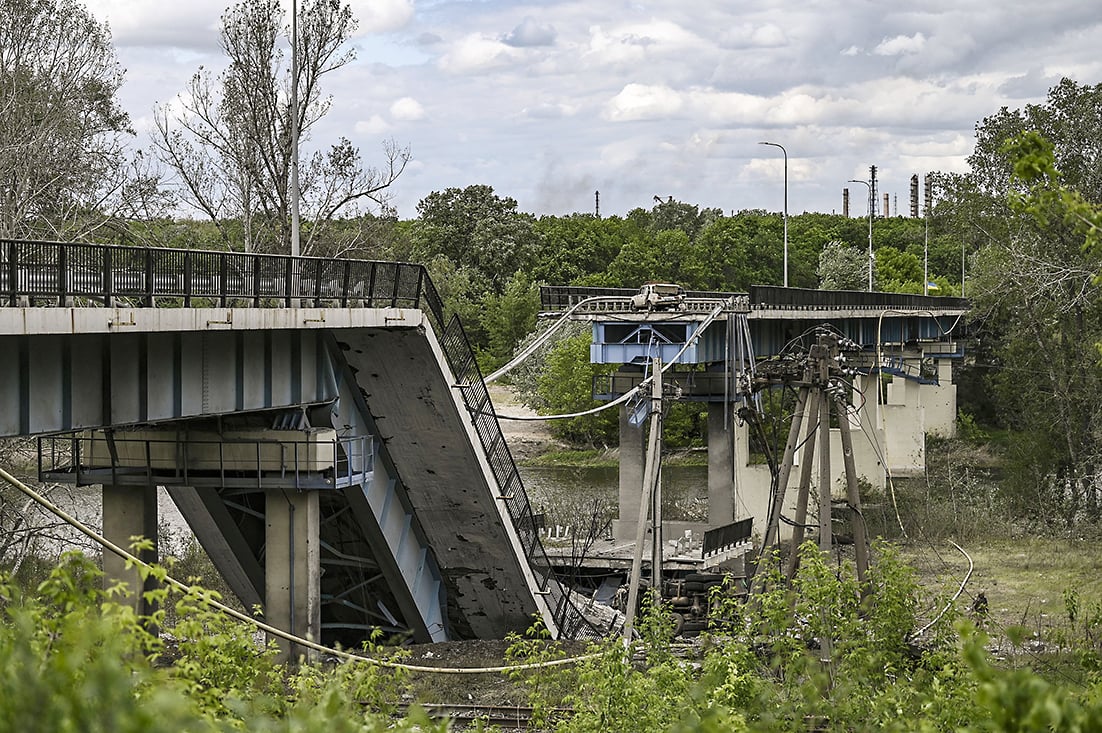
[532,333,617,446]
[0,0,163,240]
[646,197,722,240]
[693,213,785,290]
[413,185,540,296]
[482,271,541,370]
[958,116,1102,524]
[531,214,635,286]
[153,0,408,254]
[875,245,924,293]
[818,240,870,290]
[604,228,694,288]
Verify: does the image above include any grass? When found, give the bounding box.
[520,447,707,468]
[900,536,1102,671]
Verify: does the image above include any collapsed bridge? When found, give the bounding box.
[0,239,611,656]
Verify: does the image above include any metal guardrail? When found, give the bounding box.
[37,433,373,491]
[540,284,969,313]
[1,238,426,309]
[540,285,742,313]
[435,315,602,639]
[748,285,969,311]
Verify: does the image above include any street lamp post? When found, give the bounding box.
[848,179,873,291]
[290,0,301,260]
[758,141,788,287]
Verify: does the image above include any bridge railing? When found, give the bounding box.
[749,284,969,311]
[37,431,373,491]
[434,314,602,640]
[1,238,428,310]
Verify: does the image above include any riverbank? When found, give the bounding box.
[489,384,706,468]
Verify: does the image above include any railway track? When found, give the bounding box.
[393,702,571,730]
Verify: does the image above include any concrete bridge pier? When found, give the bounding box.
[707,403,736,527]
[613,401,740,543]
[265,489,321,662]
[101,483,159,616]
[614,405,646,541]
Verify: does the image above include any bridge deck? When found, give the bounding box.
[0,239,599,645]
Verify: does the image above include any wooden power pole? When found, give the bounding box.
[622,357,664,642]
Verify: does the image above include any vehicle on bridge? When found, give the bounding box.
[630,282,686,312]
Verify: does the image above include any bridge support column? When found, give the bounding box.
[613,405,646,541]
[265,490,321,663]
[101,484,158,616]
[707,403,735,527]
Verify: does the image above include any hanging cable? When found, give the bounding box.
[494,298,735,422]
[0,465,598,675]
[484,295,626,384]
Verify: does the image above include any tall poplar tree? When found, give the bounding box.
[0,0,158,239]
[154,0,409,255]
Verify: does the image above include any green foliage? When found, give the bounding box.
[481,270,541,370]
[818,239,869,290]
[560,600,694,733]
[948,81,1102,527]
[0,554,207,732]
[19,545,1102,732]
[957,410,990,444]
[505,619,572,729]
[875,245,924,292]
[170,584,284,722]
[413,184,541,297]
[534,332,618,446]
[1003,130,1102,256]
[532,214,634,285]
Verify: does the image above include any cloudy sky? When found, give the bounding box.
[84,0,1102,220]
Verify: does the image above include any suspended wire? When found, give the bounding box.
[484,295,625,384]
[494,298,736,422]
[0,465,599,675]
[912,540,972,638]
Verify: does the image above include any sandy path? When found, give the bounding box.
[487,384,562,461]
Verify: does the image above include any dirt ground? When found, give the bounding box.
[488,385,564,462]
[397,637,591,707]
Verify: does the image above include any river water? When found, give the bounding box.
[31,464,707,559]
[518,464,708,527]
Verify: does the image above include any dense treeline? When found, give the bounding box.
[4,0,1102,524]
[8,0,1102,728]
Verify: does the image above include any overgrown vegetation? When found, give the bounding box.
[0,552,448,732]
[8,1,1102,726]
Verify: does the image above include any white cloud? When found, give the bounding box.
[76,0,1102,218]
[874,32,928,56]
[722,22,787,48]
[438,34,521,74]
[503,17,557,47]
[390,97,425,121]
[347,0,414,35]
[604,84,684,122]
[355,115,389,135]
[585,20,703,66]
[522,102,579,119]
[84,0,223,48]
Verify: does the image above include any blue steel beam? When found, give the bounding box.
[0,329,337,437]
[321,334,449,642]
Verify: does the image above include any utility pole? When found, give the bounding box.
[623,358,663,643]
[290,0,301,260]
[756,333,869,590]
